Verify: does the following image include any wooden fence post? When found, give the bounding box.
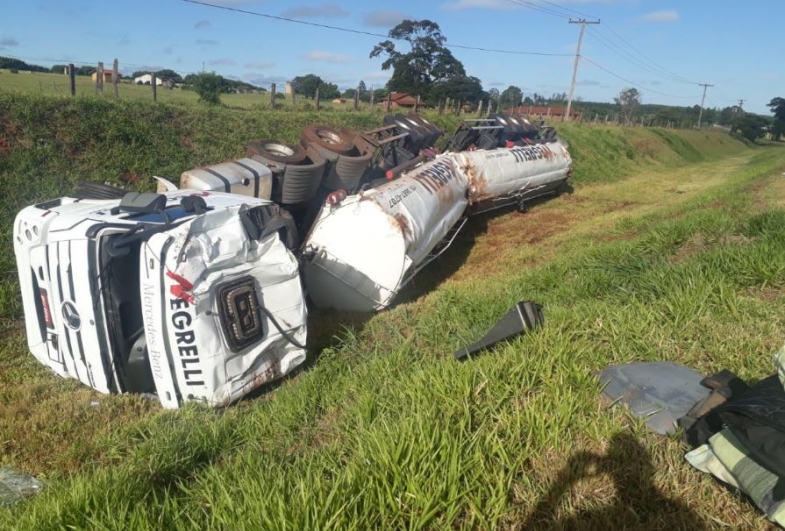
[370,89,374,107]
[96,62,104,94]
[386,93,392,113]
[354,89,359,111]
[477,100,484,117]
[69,64,76,96]
[291,87,296,110]
[413,94,420,113]
[270,83,276,109]
[444,98,450,115]
[315,86,320,111]
[112,58,119,100]
[152,73,157,102]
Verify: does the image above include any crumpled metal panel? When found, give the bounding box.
[142,203,307,408]
[598,362,710,435]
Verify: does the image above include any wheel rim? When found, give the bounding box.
[316,129,344,146]
[265,143,295,157]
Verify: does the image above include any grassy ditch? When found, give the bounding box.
[1,93,782,529]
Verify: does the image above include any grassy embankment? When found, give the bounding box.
[2,92,785,530]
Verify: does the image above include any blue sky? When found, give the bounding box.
[0,0,781,113]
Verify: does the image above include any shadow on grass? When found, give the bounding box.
[522,432,708,530]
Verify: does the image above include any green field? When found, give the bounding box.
[1,92,785,529]
[0,70,377,110]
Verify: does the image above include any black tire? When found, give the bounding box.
[300,124,355,156]
[491,113,522,143]
[247,139,307,165]
[394,114,427,153]
[450,128,479,152]
[280,161,326,205]
[73,181,128,200]
[406,113,442,147]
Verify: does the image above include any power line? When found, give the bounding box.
[600,23,696,85]
[586,27,693,85]
[500,0,572,19]
[581,56,699,99]
[182,0,572,57]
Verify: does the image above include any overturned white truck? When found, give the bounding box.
[303,140,572,311]
[14,190,307,408]
[13,113,571,406]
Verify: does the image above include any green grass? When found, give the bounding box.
[1,92,784,529]
[0,70,378,110]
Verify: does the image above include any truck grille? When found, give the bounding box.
[217,277,264,351]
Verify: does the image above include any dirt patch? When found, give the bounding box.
[740,286,785,302]
[673,233,749,263]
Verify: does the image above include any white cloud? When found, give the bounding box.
[642,9,679,22]
[443,0,518,10]
[209,58,236,66]
[444,0,628,9]
[362,9,412,27]
[282,3,349,19]
[304,50,352,63]
[244,61,276,69]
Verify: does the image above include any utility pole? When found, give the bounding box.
[565,18,600,122]
[696,83,713,129]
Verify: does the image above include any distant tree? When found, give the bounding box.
[358,80,367,94]
[522,96,534,105]
[487,88,500,102]
[50,64,68,74]
[768,97,785,139]
[432,75,486,104]
[549,92,567,103]
[0,56,47,72]
[190,72,222,104]
[341,88,354,99]
[731,114,768,142]
[614,87,641,124]
[291,74,323,98]
[319,81,340,100]
[530,92,547,105]
[154,69,183,83]
[373,88,387,103]
[76,66,93,76]
[498,85,523,109]
[370,19,466,100]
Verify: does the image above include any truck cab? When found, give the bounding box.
[13,190,307,408]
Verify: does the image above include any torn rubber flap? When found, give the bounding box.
[454,301,544,360]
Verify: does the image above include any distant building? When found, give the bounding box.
[379,92,422,109]
[91,70,119,83]
[133,73,162,86]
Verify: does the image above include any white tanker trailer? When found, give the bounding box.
[303,140,572,312]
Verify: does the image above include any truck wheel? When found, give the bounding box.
[247,140,307,165]
[301,125,355,155]
[73,181,128,200]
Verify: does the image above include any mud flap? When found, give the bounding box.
[454,301,544,360]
